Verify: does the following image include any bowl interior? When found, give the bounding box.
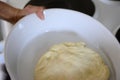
[5,9,120,80]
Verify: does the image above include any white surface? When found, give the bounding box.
[0,53,5,64]
[0,20,12,40]
[0,41,4,54]
[92,0,120,34]
[6,0,30,9]
[0,41,5,64]
[5,9,120,80]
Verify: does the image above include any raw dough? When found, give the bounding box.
[34,42,110,80]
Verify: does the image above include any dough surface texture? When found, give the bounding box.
[35,42,109,80]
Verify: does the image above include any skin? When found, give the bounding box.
[0,1,45,24]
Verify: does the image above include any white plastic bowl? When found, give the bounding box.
[5,9,120,80]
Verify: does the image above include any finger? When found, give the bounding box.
[24,5,45,20]
[37,9,44,20]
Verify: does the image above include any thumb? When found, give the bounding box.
[36,7,45,20]
[36,8,45,20]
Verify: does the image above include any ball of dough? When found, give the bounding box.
[34,42,110,80]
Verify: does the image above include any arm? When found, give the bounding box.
[0,1,20,24]
[0,0,71,24]
[0,1,45,24]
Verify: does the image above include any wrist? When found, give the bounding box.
[8,8,22,24]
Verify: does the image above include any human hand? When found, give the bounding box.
[22,5,45,19]
[14,5,45,24]
[0,1,45,24]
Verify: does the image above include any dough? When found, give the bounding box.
[34,42,110,80]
